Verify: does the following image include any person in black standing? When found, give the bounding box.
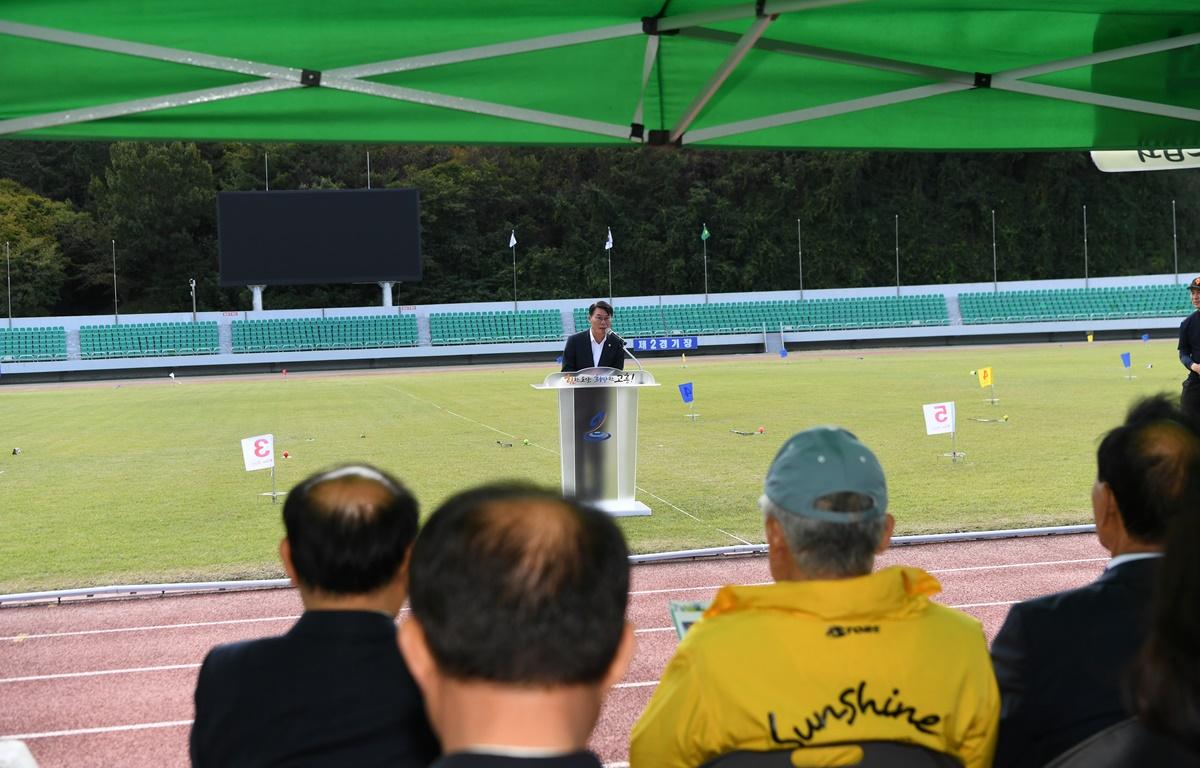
[1177,276,1200,419]
[561,300,625,372]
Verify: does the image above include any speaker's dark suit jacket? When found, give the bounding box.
[560,331,624,372]
[990,557,1160,768]
[190,610,439,768]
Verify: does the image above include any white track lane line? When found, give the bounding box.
[0,598,1022,686]
[0,663,200,685]
[0,615,298,642]
[927,557,1106,574]
[1,556,1100,642]
[2,719,193,741]
[631,582,767,597]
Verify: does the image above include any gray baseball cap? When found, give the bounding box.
[763,427,888,523]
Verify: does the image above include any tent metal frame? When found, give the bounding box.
[2,2,1199,143]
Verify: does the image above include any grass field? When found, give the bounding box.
[0,339,1183,593]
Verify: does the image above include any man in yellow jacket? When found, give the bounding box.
[630,427,999,768]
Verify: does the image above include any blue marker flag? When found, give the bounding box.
[678,382,694,404]
[555,355,563,364]
[1141,333,1150,342]
[779,348,789,358]
[1121,352,1132,369]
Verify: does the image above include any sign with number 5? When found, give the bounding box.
[922,402,956,436]
[241,433,275,472]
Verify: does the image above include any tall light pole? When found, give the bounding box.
[366,151,372,189]
[1172,199,1179,284]
[112,239,119,323]
[894,214,900,297]
[189,278,197,322]
[5,241,11,329]
[796,218,804,301]
[1083,205,1089,289]
[992,209,998,293]
[264,153,270,191]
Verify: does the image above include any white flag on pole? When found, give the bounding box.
[605,227,613,251]
[241,433,276,472]
[922,402,956,436]
[508,230,517,248]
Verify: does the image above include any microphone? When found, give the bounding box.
[607,330,644,372]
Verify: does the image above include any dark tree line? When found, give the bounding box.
[1,139,1198,317]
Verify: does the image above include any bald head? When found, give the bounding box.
[408,484,629,685]
[282,464,419,595]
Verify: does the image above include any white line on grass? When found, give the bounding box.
[633,487,751,545]
[2,719,193,741]
[387,385,557,454]
[387,384,752,545]
[0,663,200,684]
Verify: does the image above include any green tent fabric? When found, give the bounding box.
[2,1,1199,150]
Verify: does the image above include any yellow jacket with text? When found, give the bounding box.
[629,566,999,768]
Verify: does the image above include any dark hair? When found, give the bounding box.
[1095,395,1200,543]
[1131,509,1200,749]
[282,464,419,594]
[588,300,614,318]
[408,483,630,685]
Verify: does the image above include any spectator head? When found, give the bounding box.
[280,464,419,608]
[1132,508,1200,751]
[399,483,633,750]
[759,427,894,580]
[1093,395,1200,553]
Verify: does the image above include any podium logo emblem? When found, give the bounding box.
[584,410,612,442]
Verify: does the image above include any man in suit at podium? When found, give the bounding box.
[561,300,625,372]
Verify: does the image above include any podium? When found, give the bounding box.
[534,367,658,516]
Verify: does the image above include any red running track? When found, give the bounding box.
[0,534,1108,768]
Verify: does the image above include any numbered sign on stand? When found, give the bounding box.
[922,401,965,462]
[922,402,956,435]
[241,434,275,472]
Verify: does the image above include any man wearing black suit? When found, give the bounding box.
[561,300,625,372]
[399,483,634,768]
[190,465,439,768]
[991,395,1200,768]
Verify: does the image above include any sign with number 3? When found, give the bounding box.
[922,402,956,436]
[241,433,275,472]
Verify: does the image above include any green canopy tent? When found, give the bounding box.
[2,1,1199,149]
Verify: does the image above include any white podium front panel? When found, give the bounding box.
[533,368,657,517]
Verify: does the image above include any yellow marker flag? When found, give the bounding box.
[1087,332,1094,343]
[977,367,993,388]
